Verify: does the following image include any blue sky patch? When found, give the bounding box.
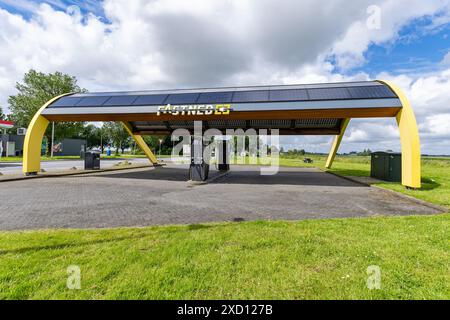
[350,16,450,77]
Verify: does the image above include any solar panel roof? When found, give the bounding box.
[47,81,398,109]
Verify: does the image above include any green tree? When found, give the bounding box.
[80,124,103,150]
[358,148,372,156]
[287,148,306,156]
[0,106,5,120]
[103,122,131,155]
[143,135,172,155]
[8,70,86,155]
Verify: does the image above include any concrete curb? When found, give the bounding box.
[0,157,151,165]
[322,169,448,213]
[321,169,370,187]
[0,164,159,183]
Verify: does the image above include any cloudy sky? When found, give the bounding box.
[0,0,450,154]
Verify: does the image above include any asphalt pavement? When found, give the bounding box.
[0,164,442,230]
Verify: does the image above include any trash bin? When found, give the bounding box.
[85,152,100,170]
[371,151,401,182]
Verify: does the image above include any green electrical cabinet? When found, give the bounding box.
[370,151,402,182]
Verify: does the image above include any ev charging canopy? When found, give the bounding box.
[22,80,421,188]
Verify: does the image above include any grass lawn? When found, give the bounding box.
[0,153,448,300]
[274,154,450,209]
[328,156,450,209]
[0,214,448,300]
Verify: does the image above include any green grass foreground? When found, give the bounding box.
[0,214,448,300]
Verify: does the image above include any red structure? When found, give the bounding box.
[0,120,14,129]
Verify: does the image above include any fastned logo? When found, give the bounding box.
[157,104,231,116]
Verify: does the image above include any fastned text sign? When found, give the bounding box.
[157,104,231,116]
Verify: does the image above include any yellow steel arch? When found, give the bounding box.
[378,80,421,188]
[22,93,73,175]
[122,121,158,165]
[22,95,158,175]
[325,80,421,189]
[325,118,350,169]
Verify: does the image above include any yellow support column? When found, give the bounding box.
[122,122,158,165]
[325,118,350,169]
[22,93,72,175]
[378,80,421,188]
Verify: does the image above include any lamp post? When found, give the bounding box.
[159,139,163,157]
[100,130,103,154]
[50,122,55,158]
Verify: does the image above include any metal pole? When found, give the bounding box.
[159,139,162,157]
[51,122,55,158]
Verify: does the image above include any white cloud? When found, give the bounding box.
[442,50,450,65]
[345,122,399,143]
[0,0,449,154]
[0,0,38,13]
[377,68,450,118]
[421,113,450,136]
[346,128,369,143]
[331,0,450,69]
